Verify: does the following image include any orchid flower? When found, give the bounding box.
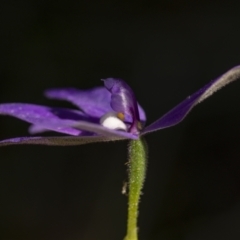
[1,66,240,240]
[0,66,240,146]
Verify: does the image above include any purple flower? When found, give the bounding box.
[0,66,240,146]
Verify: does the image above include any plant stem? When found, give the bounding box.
[124,138,148,240]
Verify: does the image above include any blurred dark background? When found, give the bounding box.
[1,1,240,240]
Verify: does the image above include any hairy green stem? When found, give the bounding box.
[124,138,148,240]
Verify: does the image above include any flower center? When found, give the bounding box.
[100,112,127,131]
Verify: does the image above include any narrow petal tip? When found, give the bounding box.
[143,65,240,135]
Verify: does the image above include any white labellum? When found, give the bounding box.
[100,112,127,131]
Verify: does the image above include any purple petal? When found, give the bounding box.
[45,87,112,118]
[138,105,146,124]
[0,103,138,139]
[0,103,84,136]
[143,65,240,134]
[72,121,138,139]
[0,135,126,147]
[103,78,140,133]
[28,123,137,139]
[45,87,147,122]
[28,125,51,134]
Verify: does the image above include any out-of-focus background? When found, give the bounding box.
[1,1,240,240]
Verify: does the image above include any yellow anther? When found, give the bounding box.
[117,112,125,121]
